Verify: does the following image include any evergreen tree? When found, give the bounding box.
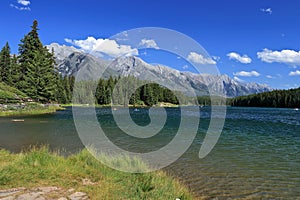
[18,20,57,102]
[10,54,20,87]
[231,87,300,108]
[142,84,157,106]
[39,46,57,101]
[63,75,71,103]
[95,79,106,104]
[0,42,11,84]
[55,74,67,104]
[68,76,75,101]
[105,76,114,104]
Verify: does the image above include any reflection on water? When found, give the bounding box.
[0,107,299,199]
[0,108,83,154]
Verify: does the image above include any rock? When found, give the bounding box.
[0,187,26,197]
[36,186,59,193]
[82,178,97,186]
[15,192,44,200]
[67,188,75,193]
[0,187,89,200]
[68,192,89,200]
[0,196,15,200]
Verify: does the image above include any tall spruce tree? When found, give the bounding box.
[10,54,20,87]
[63,75,71,103]
[18,20,57,102]
[0,42,11,84]
[55,74,67,104]
[39,47,57,101]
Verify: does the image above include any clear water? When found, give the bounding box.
[0,107,299,199]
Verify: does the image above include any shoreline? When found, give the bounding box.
[0,147,194,199]
[61,102,187,108]
[0,104,65,117]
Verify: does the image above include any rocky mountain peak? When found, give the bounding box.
[47,43,272,97]
[46,43,83,62]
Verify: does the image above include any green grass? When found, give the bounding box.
[0,103,64,116]
[0,82,28,100]
[0,147,193,200]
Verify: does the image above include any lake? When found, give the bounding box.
[0,107,299,199]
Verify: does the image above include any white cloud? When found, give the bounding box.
[233,70,260,77]
[182,65,189,69]
[65,36,138,58]
[266,75,276,79]
[289,70,300,76]
[140,51,147,56]
[187,52,216,65]
[10,3,30,11]
[17,0,30,6]
[10,0,31,11]
[260,8,272,14]
[227,52,252,64]
[257,48,300,66]
[139,39,159,49]
[115,31,129,41]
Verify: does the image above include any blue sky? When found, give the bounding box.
[1,0,300,89]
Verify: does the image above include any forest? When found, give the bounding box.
[231,87,300,108]
[72,76,185,106]
[0,20,181,106]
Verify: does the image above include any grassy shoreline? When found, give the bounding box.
[0,104,65,117]
[0,147,193,199]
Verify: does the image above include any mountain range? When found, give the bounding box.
[46,43,272,97]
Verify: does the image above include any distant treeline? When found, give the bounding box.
[230,87,300,108]
[72,76,192,106]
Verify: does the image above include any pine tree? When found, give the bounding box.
[142,84,156,106]
[96,79,106,104]
[18,20,57,102]
[63,75,71,103]
[10,54,20,87]
[106,76,114,104]
[55,74,67,104]
[39,47,57,101]
[0,42,11,84]
[18,20,41,95]
[68,76,75,100]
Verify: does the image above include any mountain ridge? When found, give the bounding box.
[47,43,272,97]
